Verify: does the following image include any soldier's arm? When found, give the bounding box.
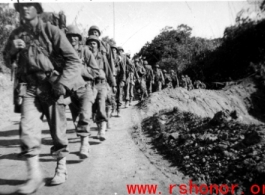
[103,54,116,87]
[83,46,100,79]
[46,24,84,90]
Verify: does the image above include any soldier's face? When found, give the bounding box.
[19,4,38,21]
[67,35,79,46]
[112,48,117,55]
[90,30,100,37]
[88,41,98,51]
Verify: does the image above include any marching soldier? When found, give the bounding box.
[143,60,154,95]
[66,25,99,159]
[194,80,206,89]
[170,69,179,88]
[88,25,116,84]
[163,69,173,89]
[180,75,188,89]
[135,59,148,101]
[186,75,194,90]
[110,44,125,116]
[124,53,137,106]
[3,3,86,193]
[153,64,165,92]
[86,35,115,141]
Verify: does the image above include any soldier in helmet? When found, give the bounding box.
[124,53,138,106]
[88,25,116,87]
[163,69,173,89]
[3,2,86,193]
[110,44,126,116]
[194,80,206,89]
[186,75,194,90]
[143,60,154,96]
[153,64,165,92]
[66,25,99,159]
[135,58,148,101]
[180,75,187,89]
[170,69,179,88]
[86,35,115,141]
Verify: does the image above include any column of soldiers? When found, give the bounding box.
[3,3,207,194]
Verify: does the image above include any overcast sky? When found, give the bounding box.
[4,1,252,55]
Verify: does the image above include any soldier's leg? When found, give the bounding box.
[129,83,134,105]
[18,87,45,194]
[95,83,108,141]
[116,81,123,116]
[42,96,68,185]
[158,81,162,91]
[125,81,130,108]
[73,83,94,159]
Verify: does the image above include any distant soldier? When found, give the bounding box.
[110,44,126,116]
[124,53,137,106]
[59,11,66,33]
[194,80,206,89]
[186,75,194,90]
[135,59,148,100]
[86,35,115,141]
[66,25,99,159]
[163,69,173,89]
[153,64,165,92]
[143,60,154,95]
[180,75,188,89]
[170,69,179,88]
[3,3,86,193]
[88,25,116,85]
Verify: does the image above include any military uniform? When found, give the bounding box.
[143,60,154,95]
[66,25,99,159]
[170,70,179,88]
[87,35,115,140]
[135,60,148,100]
[163,70,173,89]
[186,75,194,90]
[180,75,188,89]
[3,3,85,193]
[153,65,165,92]
[125,54,137,105]
[111,45,126,115]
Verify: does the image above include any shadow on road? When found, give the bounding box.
[0,130,19,137]
[0,178,24,186]
[0,139,20,148]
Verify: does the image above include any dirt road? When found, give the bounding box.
[0,103,181,195]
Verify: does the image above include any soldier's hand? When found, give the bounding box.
[120,81,125,87]
[52,83,66,97]
[11,39,26,52]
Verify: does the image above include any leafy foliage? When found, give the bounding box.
[0,5,18,73]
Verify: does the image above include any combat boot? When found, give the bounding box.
[117,109,121,117]
[124,101,128,108]
[79,136,90,159]
[17,155,44,194]
[50,157,67,185]
[107,120,111,131]
[98,121,107,141]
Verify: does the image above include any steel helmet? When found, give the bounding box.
[66,25,82,41]
[143,60,148,65]
[88,25,101,36]
[117,46,124,52]
[14,3,43,14]
[86,35,100,47]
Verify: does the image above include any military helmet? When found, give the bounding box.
[14,3,43,14]
[143,60,148,65]
[126,53,131,58]
[86,35,100,47]
[66,25,82,41]
[117,46,124,52]
[88,25,101,36]
[163,69,167,73]
[155,64,160,68]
